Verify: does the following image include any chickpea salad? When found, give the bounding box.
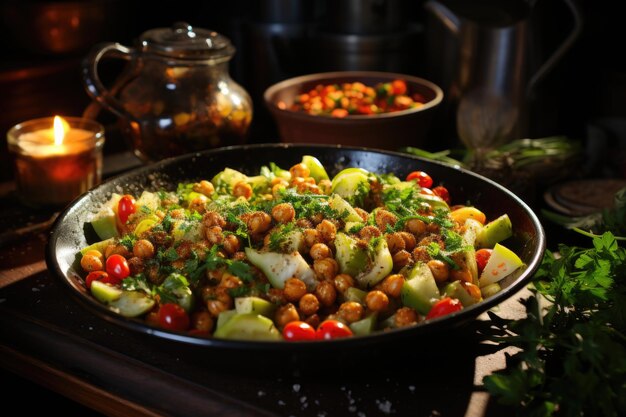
[78,155,523,341]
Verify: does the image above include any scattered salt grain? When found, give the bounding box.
[292,384,301,393]
[257,391,266,397]
[376,399,394,414]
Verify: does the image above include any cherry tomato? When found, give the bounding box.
[117,194,136,224]
[85,271,108,289]
[283,321,316,341]
[316,320,353,340]
[419,187,435,196]
[391,79,407,95]
[426,297,463,320]
[406,171,433,188]
[105,254,130,280]
[432,186,451,204]
[158,303,190,331]
[476,248,493,275]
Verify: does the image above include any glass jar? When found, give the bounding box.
[83,22,252,161]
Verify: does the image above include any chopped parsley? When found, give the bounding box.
[268,222,298,252]
[119,234,137,251]
[121,274,151,294]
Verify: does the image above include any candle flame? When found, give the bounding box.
[53,116,70,145]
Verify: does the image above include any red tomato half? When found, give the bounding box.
[391,79,407,95]
[158,303,190,331]
[432,186,450,204]
[283,321,316,341]
[426,297,463,320]
[316,320,353,340]
[105,254,130,280]
[118,195,136,224]
[406,171,434,188]
[85,271,108,289]
[475,248,493,275]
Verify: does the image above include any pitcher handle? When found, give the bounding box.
[82,42,137,120]
[527,0,583,94]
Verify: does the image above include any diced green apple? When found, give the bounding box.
[213,313,282,341]
[245,248,317,290]
[475,214,513,248]
[401,263,440,315]
[235,296,276,318]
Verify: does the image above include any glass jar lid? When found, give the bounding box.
[139,22,235,60]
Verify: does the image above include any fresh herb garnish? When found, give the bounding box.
[119,234,137,251]
[484,232,626,416]
[268,222,298,252]
[121,274,151,294]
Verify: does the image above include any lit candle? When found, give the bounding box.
[7,116,105,207]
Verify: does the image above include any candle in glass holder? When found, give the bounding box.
[7,116,105,207]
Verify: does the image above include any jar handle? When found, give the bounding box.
[82,42,137,120]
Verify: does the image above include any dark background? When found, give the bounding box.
[1,0,624,182]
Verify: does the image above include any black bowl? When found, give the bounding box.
[46,144,545,354]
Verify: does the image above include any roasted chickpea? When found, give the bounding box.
[206,299,230,317]
[315,280,337,307]
[354,207,369,222]
[104,244,131,259]
[426,222,440,234]
[191,311,215,333]
[289,163,310,178]
[284,278,308,302]
[392,250,412,271]
[419,234,445,249]
[267,288,286,304]
[333,273,355,293]
[303,228,322,248]
[202,211,226,228]
[450,268,473,283]
[169,209,185,219]
[310,243,331,260]
[188,195,208,213]
[220,273,243,290]
[145,265,161,284]
[80,250,104,272]
[316,219,337,243]
[193,180,215,197]
[395,307,419,327]
[461,281,482,302]
[271,203,296,223]
[222,234,240,255]
[381,274,405,298]
[398,232,416,251]
[297,218,313,228]
[385,232,406,254]
[246,211,272,235]
[132,239,155,259]
[338,301,364,323]
[375,209,398,231]
[314,258,339,281]
[427,259,450,283]
[127,256,145,275]
[365,290,389,312]
[359,225,382,240]
[272,183,287,197]
[405,218,427,235]
[275,303,300,328]
[318,179,332,194]
[206,225,224,245]
[412,246,431,263]
[233,181,253,199]
[299,293,320,316]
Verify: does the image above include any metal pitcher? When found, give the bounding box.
[425,0,582,151]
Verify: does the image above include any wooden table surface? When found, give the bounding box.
[0,154,529,417]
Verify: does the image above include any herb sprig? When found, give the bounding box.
[483,232,626,416]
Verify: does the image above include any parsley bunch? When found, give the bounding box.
[484,232,626,417]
